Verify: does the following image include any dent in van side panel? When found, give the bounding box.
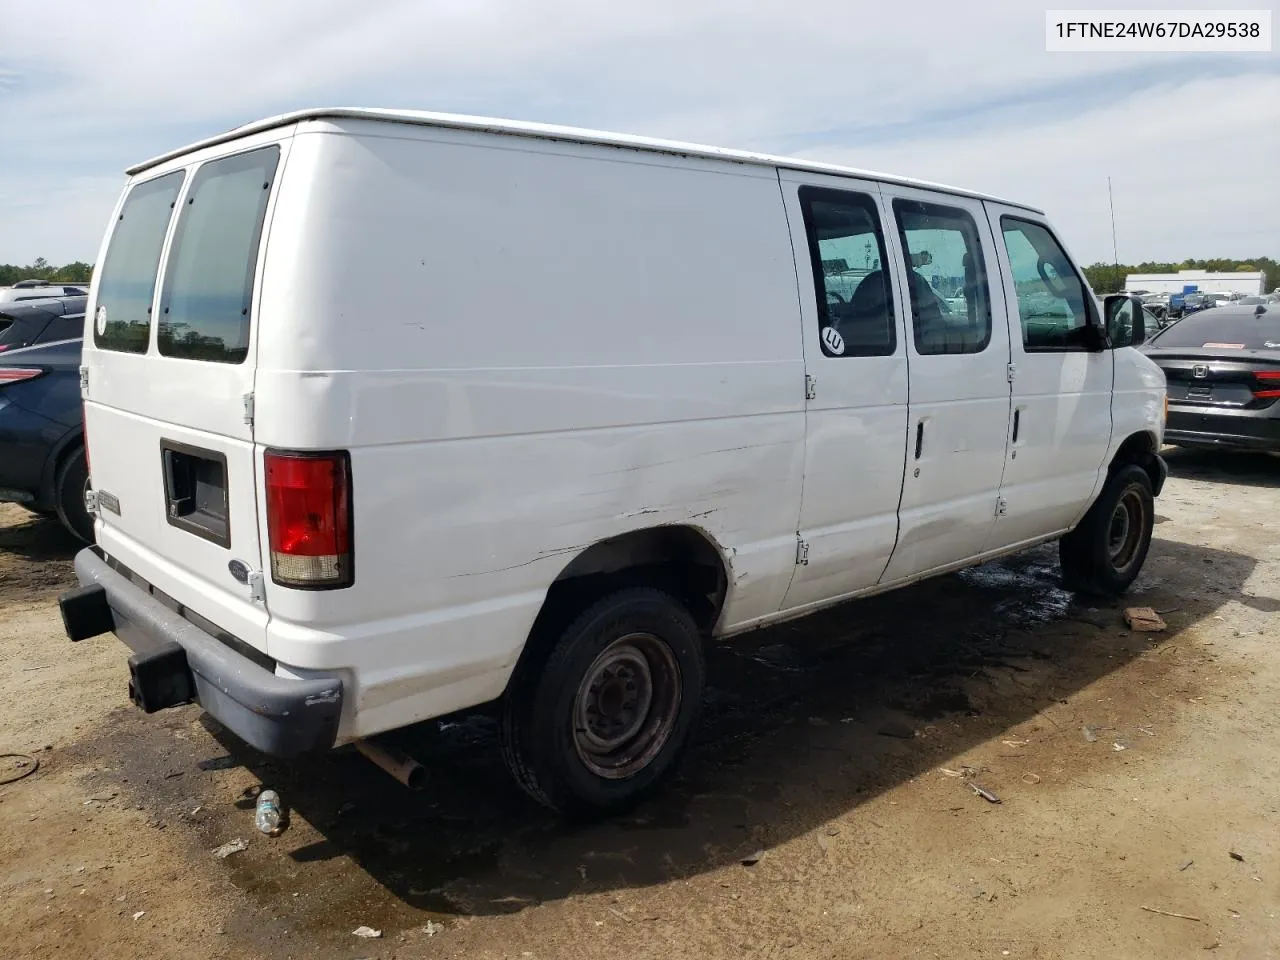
[263,416,804,734]
[252,127,807,733]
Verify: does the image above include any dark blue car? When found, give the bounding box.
[0,295,87,353]
[0,334,92,541]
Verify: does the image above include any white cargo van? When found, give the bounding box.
[60,109,1168,815]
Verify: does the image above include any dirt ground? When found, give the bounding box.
[1,447,1278,960]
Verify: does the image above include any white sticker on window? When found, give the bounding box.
[821,326,845,355]
[94,305,107,335]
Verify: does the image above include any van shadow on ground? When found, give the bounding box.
[174,532,1273,931]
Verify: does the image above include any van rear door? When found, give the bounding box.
[83,135,289,653]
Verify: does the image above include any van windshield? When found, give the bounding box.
[157,146,279,364]
[93,171,185,354]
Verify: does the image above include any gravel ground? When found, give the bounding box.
[1,447,1277,960]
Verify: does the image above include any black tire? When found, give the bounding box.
[500,587,705,818]
[1059,463,1154,597]
[54,447,94,543]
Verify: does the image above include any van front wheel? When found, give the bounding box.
[500,588,705,817]
[1059,463,1154,597]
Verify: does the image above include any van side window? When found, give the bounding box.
[891,199,992,356]
[93,171,185,354]
[1000,218,1093,352]
[157,146,280,364]
[798,187,895,357]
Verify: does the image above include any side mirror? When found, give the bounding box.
[1104,293,1146,348]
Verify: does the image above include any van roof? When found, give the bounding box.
[126,107,1043,214]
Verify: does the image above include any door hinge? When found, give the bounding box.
[995,496,1008,518]
[84,489,99,515]
[795,537,810,566]
[79,366,89,391]
[247,571,266,603]
[804,374,817,401]
[1006,363,1017,383]
[242,392,255,426]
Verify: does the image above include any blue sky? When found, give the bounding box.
[1,0,1276,267]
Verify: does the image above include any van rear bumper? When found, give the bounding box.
[60,547,343,757]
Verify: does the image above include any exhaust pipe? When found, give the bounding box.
[354,738,426,790]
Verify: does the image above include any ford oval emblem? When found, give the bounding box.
[227,559,250,584]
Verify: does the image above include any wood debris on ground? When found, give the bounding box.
[1124,607,1168,632]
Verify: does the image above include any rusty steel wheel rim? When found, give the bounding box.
[572,632,682,780]
[1108,487,1146,571]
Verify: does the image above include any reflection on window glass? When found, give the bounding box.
[158,146,279,364]
[892,199,991,356]
[1000,218,1092,351]
[799,187,895,357]
[94,172,184,354]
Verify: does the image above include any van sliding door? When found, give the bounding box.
[777,172,910,612]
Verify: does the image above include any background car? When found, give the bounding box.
[1140,292,1171,322]
[0,279,88,305]
[0,295,88,352]
[1180,293,1213,316]
[1141,302,1279,452]
[0,333,92,540]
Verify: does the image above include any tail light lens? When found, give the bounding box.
[0,367,45,385]
[264,450,353,589]
[1253,370,1280,400]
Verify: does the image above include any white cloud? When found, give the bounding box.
[800,73,1280,264]
[0,0,1275,264]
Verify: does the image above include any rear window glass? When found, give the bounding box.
[157,146,280,364]
[1150,310,1280,350]
[93,171,185,354]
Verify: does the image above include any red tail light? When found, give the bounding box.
[264,450,353,589]
[0,367,44,384]
[1253,370,1280,400]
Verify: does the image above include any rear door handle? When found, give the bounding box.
[914,420,925,460]
[1012,409,1021,443]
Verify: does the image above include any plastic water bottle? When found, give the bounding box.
[255,789,283,836]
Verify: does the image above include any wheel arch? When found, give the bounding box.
[1108,429,1164,495]
[38,424,85,509]
[510,524,732,690]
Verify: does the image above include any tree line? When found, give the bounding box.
[1083,257,1278,295]
[0,258,93,286]
[6,255,1277,297]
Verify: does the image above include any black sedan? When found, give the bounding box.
[1142,303,1280,452]
[0,335,92,540]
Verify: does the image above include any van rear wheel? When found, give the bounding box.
[500,587,704,817]
[1059,463,1154,597]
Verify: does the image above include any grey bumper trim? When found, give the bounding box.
[71,548,342,757]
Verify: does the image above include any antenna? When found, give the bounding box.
[1108,176,1119,275]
